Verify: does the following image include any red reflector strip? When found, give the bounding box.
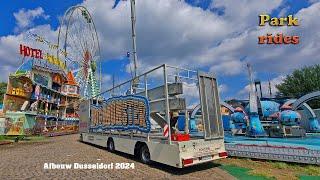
[182,158,193,166]
[218,152,228,157]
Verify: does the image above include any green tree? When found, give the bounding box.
[0,82,7,103]
[276,64,320,108]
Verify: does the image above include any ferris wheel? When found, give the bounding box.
[57,6,101,99]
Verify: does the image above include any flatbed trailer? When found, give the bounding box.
[81,132,225,168]
[79,64,227,168]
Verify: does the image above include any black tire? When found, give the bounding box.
[139,144,151,164]
[107,139,115,152]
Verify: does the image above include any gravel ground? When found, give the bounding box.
[0,134,235,180]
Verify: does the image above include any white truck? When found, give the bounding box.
[79,64,226,168]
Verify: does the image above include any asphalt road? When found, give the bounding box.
[0,134,235,179]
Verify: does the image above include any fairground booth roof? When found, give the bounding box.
[14,58,67,78]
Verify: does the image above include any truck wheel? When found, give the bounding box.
[107,139,115,152]
[140,144,151,164]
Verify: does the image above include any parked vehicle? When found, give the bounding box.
[79,64,227,168]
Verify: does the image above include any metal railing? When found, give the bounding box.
[89,64,202,144]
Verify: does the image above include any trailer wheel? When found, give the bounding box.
[140,144,151,164]
[107,138,115,152]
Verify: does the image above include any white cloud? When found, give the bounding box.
[0,25,59,81]
[309,0,320,3]
[73,0,284,78]
[278,6,290,17]
[218,84,228,94]
[82,0,233,68]
[0,0,319,97]
[210,0,282,30]
[80,0,313,78]
[207,2,320,75]
[183,82,199,98]
[13,7,50,32]
[210,60,245,75]
[238,75,285,98]
[101,73,112,91]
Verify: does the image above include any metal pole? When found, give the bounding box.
[89,99,92,133]
[144,74,149,141]
[163,64,172,144]
[112,74,115,96]
[268,79,272,97]
[184,110,189,134]
[130,0,138,78]
[247,63,258,113]
[144,75,148,98]
[100,60,102,93]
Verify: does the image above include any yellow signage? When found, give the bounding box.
[11,88,27,97]
[44,53,66,70]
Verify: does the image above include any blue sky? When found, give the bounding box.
[0,0,319,101]
[0,0,82,36]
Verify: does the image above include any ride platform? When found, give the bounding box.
[224,132,320,165]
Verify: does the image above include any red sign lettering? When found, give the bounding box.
[19,44,43,59]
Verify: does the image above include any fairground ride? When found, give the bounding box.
[57,6,101,99]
